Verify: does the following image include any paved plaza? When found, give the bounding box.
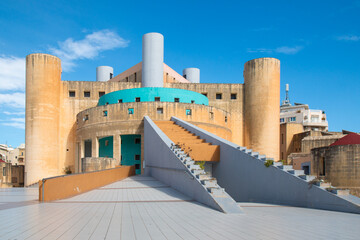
[0,176,359,240]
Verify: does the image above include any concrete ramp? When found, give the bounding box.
[144,117,242,214]
[171,116,360,215]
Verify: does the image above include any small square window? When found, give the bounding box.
[99,91,105,98]
[216,93,222,99]
[103,110,108,117]
[191,100,195,104]
[135,163,140,170]
[83,115,89,121]
[157,108,163,114]
[186,109,192,115]
[84,91,91,98]
[154,97,160,102]
[128,108,134,114]
[118,99,123,103]
[174,98,180,102]
[135,97,140,102]
[135,138,141,144]
[231,94,237,100]
[202,93,207,97]
[69,91,75,97]
[135,155,140,161]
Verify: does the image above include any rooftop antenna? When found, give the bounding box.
[281,84,291,106]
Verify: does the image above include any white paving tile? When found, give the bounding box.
[0,176,359,240]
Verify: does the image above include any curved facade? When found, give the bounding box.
[25,54,62,185]
[98,87,209,106]
[244,58,280,160]
[24,33,282,184]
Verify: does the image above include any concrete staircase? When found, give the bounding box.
[155,121,219,162]
[169,143,242,213]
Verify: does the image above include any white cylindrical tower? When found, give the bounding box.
[183,68,200,83]
[96,66,113,82]
[142,32,164,87]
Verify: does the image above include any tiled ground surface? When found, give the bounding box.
[0,175,359,240]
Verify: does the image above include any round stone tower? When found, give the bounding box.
[25,53,62,185]
[244,58,280,160]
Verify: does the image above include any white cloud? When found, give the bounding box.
[0,56,25,91]
[3,111,25,115]
[336,35,360,41]
[0,92,25,108]
[2,122,25,129]
[275,46,303,54]
[49,29,129,71]
[247,46,303,55]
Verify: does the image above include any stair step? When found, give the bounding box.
[187,164,201,170]
[245,149,252,154]
[278,165,293,171]
[207,187,225,196]
[299,175,316,182]
[196,173,212,180]
[201,179,218,188]
[273,161,283,167]
[315,182,332,188]
[191,169,205,175]
[236,146,247,151]
[287,170,305,176]
[331,189,350,196]
[251,152,259,157]
[258,155,266,161]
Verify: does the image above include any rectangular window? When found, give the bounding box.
[99,91,105,98]
[135,163,140,170]
[134,72,137,82]
[231,93,237,100]
[216,93,222,99]
[281,133,284,144]
[202,93,208,97]
[157,108,163,114]
[103,110,108,117]
[174,98,180,102]
[280,118,284,123]
[83,115,89,121]
[84,91,91,97]
[118,99,123,103]
[135,97,140,102]
[135,155,140,161]
[290,117,296,122]
[110,73,113,79]
[3,167,6,176]
[128,108,134,114]
[186,109,192,115]
[210,112,214,119]
[69,91,76,97]
[154,97,160,101]
[135,138,141,144]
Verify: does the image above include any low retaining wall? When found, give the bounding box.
[81,157,117,172]
[39,166,135,202]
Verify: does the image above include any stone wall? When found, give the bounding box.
[312,144,360,188]
[81,157,117,172]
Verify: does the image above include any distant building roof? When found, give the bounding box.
[330,133,360,146]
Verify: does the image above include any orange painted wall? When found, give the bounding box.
[39,166,135,202]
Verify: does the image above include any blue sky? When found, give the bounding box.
[0,0,359,147]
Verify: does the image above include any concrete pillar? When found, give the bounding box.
[142,32,164,87]
[96,66,113,82]
[92,137,99,158]
[244,58,280,160]
[25,53,61,185]
[113,135,120,165]
[183,68,200,83]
